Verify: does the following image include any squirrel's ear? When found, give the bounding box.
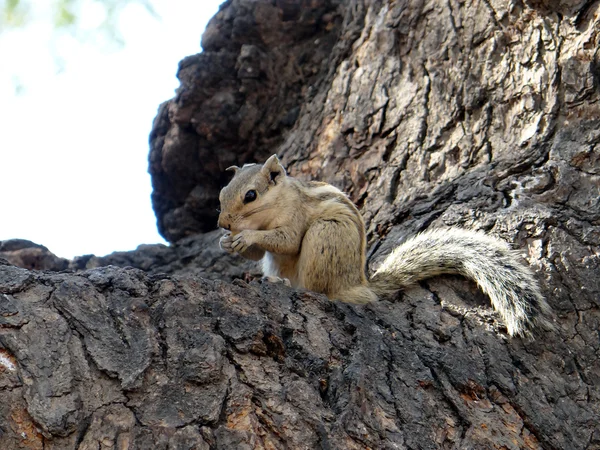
[261,154,286,185]
[226,165,240,173]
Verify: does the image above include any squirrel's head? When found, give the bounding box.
[218,154,287,232]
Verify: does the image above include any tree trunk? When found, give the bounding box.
[2,0,599,448]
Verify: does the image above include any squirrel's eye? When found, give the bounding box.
[244,190,257,203]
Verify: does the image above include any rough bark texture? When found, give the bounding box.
[0,232,259,282]
[2,0,599,448]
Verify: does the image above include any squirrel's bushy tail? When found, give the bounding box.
[369,228,552,337]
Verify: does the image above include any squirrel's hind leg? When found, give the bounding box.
[297,218,369,301]
[260,275,292,287]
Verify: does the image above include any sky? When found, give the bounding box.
[0,0,223,259]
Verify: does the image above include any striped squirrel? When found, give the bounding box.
[218,155,551,337]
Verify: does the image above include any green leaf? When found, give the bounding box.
[1,0,30,28]
[54,0,76,28]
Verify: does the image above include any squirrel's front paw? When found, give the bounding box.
[231,230,255,253]
[219,233,235,254]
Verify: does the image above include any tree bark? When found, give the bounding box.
[1,0,599,448]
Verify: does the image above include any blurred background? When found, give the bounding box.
[0,0,222,258]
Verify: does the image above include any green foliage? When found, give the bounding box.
[54,0,77,28]
[1,0,28,27]
[1,0,160,95]
[0,0,158,43]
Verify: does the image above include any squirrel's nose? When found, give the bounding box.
[217,215,231,230]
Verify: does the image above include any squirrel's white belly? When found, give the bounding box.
[262,252,300,287]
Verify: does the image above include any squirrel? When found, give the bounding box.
[218,154,551,337]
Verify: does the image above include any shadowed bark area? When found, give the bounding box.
[1,0,599,448]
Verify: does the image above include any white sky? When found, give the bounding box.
[0,0,223,259]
